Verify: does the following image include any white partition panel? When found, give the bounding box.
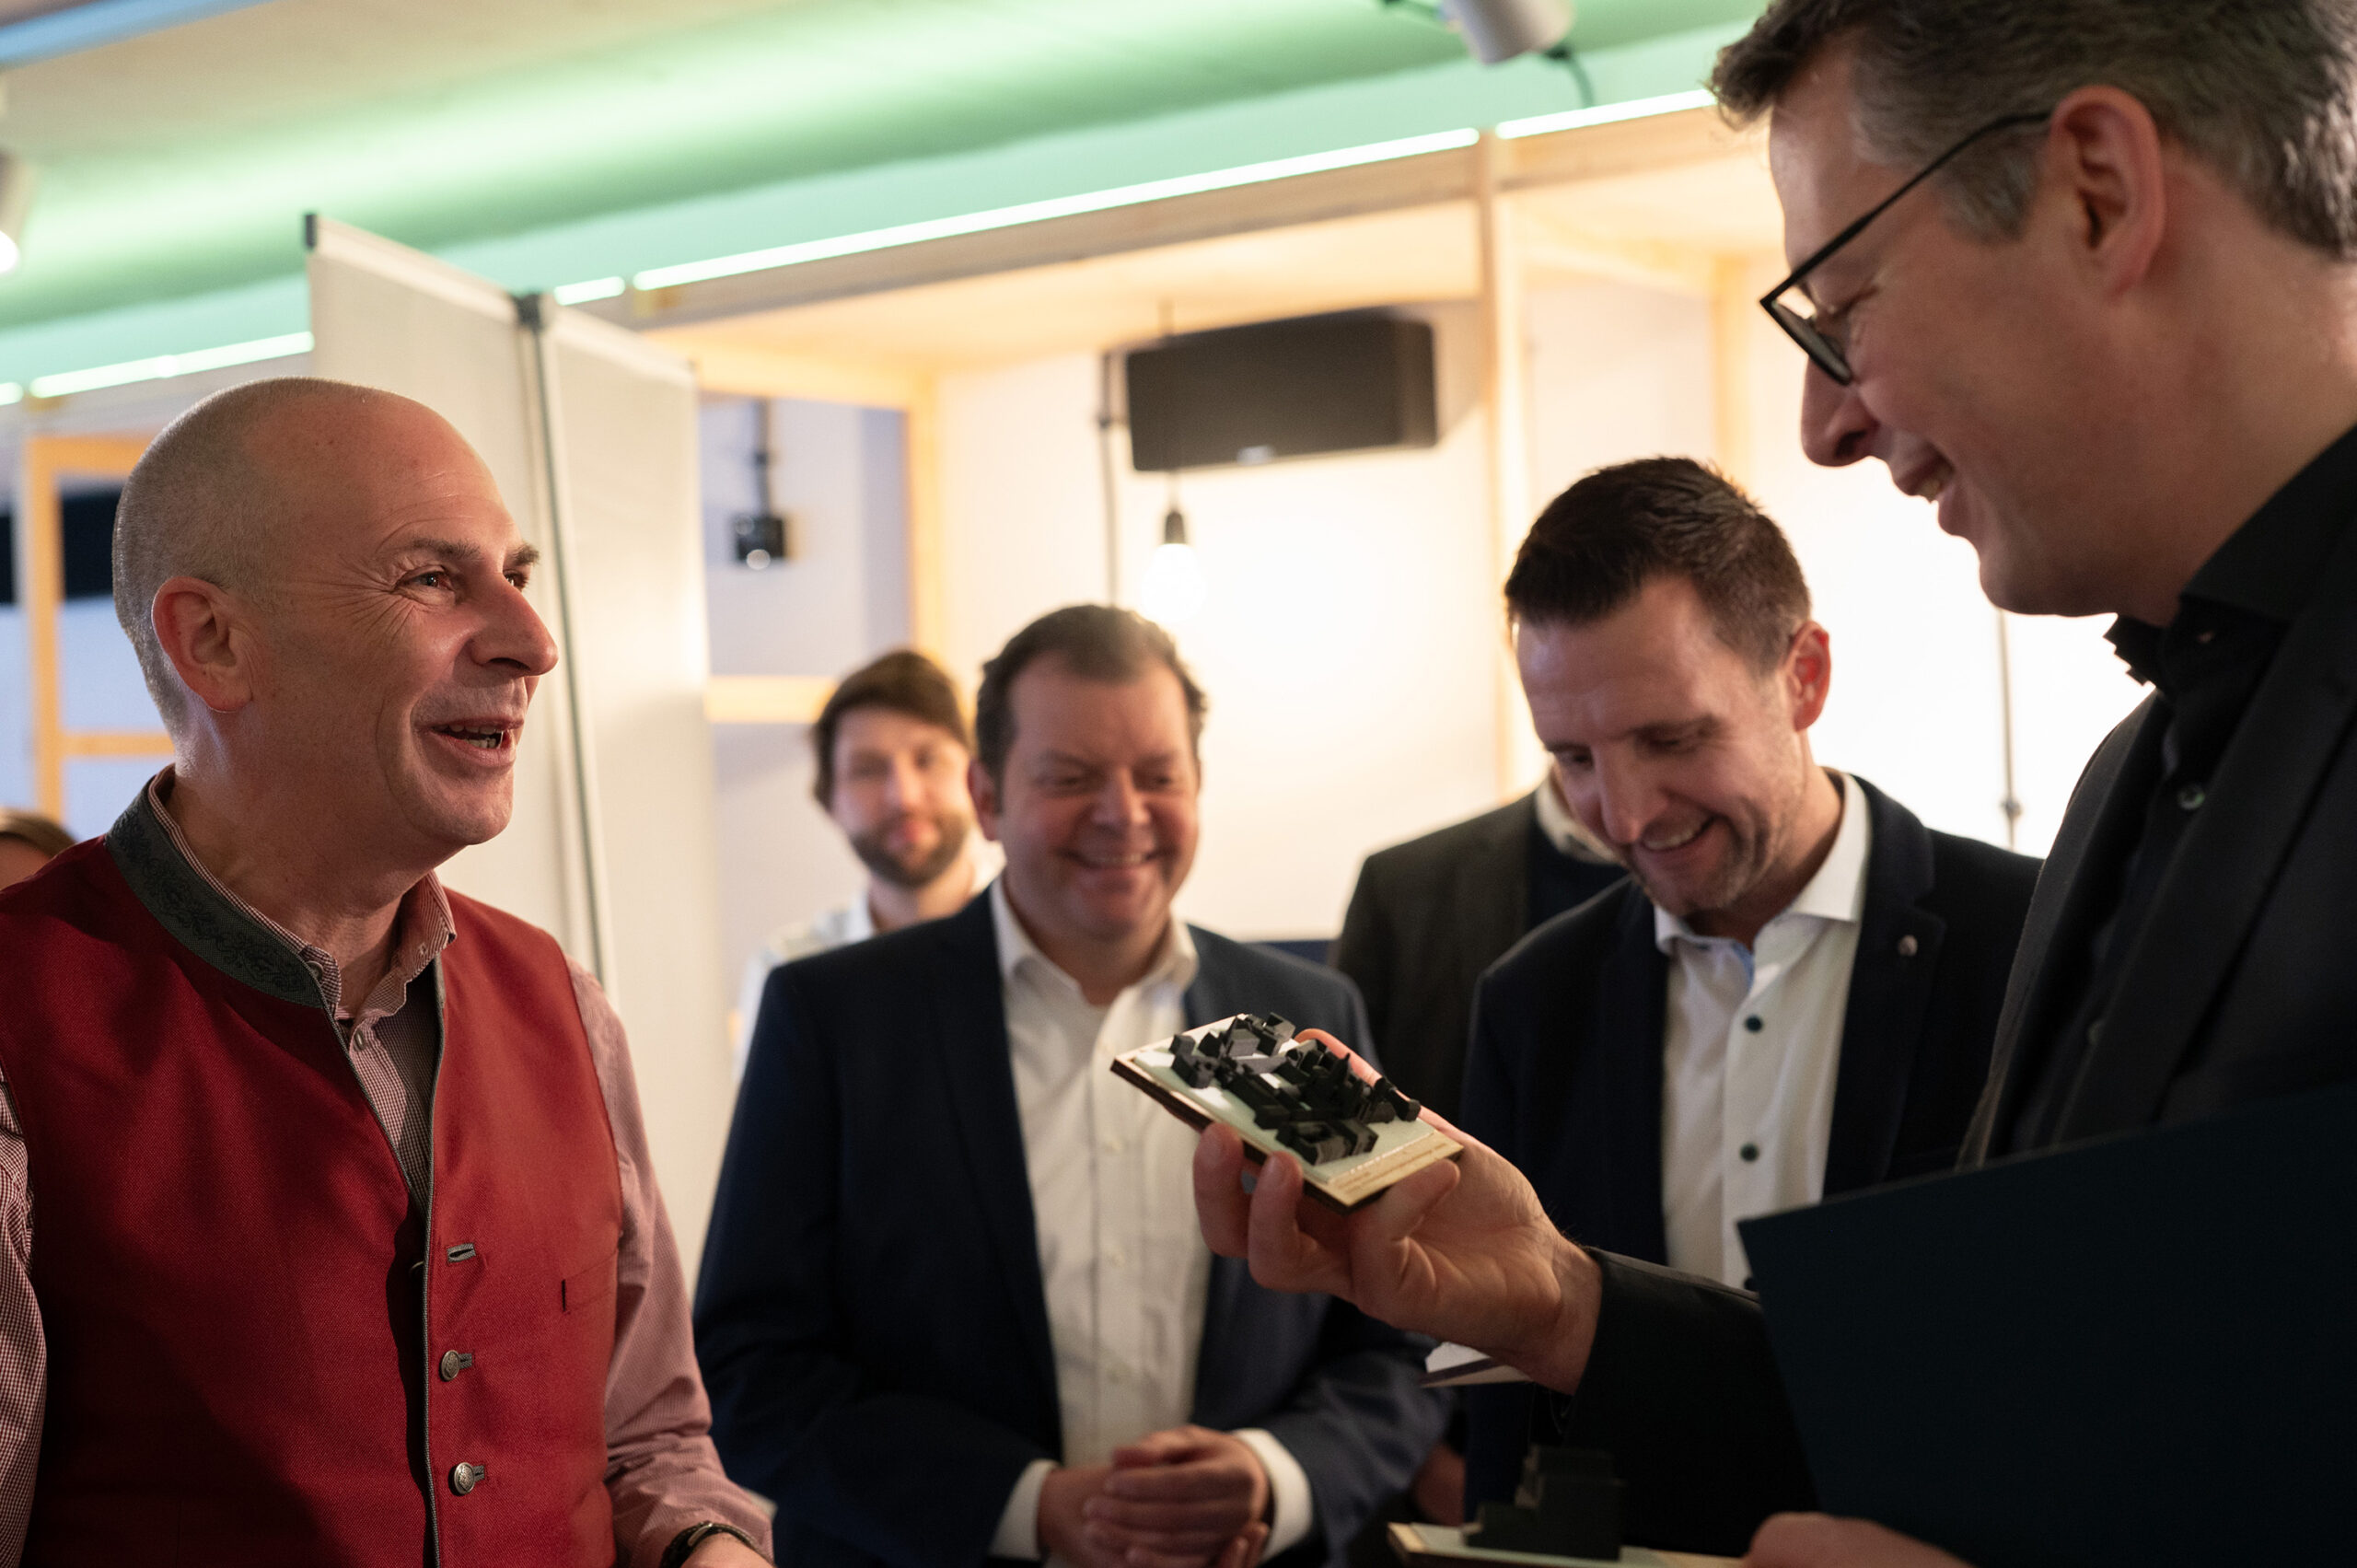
[307,219,732,1273]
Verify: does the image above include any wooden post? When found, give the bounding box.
[17,433,170,820]
[904,377,946,658]
[1478,132,1536,803]
[1712,253,1760,489]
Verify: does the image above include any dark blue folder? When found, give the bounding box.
[1739,1079,2357,1568]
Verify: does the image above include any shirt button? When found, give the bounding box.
[1897,935,1919,958]
[1106,1247,1127,1269]
[1739,1143,1760,1163]
[438,1349,473,1381]
[1101,1133,1124,1155]
[449,1461,485,1495]
[1743,1016,1764,1033]
[2177,782,2207,811]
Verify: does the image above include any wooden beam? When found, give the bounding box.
[649,336,931,409]
[21,443,65,820]
[19,432,158,819]
[705,674,836,726]
[592,110,1748,337]
[610,145,1480,331]
[1497,106,1750,192]
[61,730,175,758]
[904,377,946,656]
[1476,134,1537,806]
[1713,253,1765,488]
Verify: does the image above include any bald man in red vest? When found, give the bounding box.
[0,378,769,1567]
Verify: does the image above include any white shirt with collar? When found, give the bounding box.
[986,881,1314,1563]
[1656,772,1872,1290]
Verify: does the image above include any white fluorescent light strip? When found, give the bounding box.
[552,275,624,305]
[632,127,1484,292]
[0,382,20,405]
[1495,88,1718,141]
[27,331,314,400]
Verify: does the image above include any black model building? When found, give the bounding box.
[1463,1446,1624,1562]
[1168,1014,1422,1165]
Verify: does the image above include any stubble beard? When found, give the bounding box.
[852,809,973,890]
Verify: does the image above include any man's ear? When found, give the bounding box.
[2044,84,2170,296]
[151,576,260,717]
[1784,621,1833,731]
[967,755,1004,843]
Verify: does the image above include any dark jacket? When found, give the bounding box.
[1554,500,2357,1554]
[695,894,1446,1568]
[1334,792,1623,1119]
[1457,776,2039,1535]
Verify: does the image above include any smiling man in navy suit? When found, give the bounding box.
[697,605,1442,1568]
[1457,459,2039,1527]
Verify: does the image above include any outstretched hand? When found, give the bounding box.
[1190,1047,1603,1394]
[1744,1515,1976,1568]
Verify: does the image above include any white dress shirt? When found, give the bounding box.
[986,882,1313,1562]
[1656,773,1872,1289]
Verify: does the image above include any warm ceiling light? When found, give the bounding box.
[0,152,38,273]
[1440,0,1572,64]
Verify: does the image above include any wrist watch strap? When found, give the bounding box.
[661,1521,760,1568]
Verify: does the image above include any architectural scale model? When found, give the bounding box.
[1167,1013,1424,1164]
[1109,1013,1463,1211]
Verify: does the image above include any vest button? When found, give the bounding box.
[449,1461,485,1496]
[438,1349,474,1381]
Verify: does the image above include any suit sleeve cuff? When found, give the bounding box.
[1233,1429,1314,1557]
[992,1458,1056,1560]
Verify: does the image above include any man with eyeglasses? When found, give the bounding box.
[1184,4,2357,1567]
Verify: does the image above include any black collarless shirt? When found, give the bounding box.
[2010,421,2357,1150]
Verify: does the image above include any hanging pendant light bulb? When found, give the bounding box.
[1142,502,1207,627]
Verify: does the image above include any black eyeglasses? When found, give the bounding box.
[1759,110,2052,386]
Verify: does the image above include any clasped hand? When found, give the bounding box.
[1039,1425,1270,1568]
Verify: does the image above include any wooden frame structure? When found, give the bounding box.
[18,433,169,819]
[610,105,1783,787]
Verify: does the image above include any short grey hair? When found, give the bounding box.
[1713,0,2357,257]
[113,377,395,735]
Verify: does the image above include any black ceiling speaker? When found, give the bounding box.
[1124,311,1438,472]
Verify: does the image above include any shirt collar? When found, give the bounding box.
[1654,771,1873,953]
[2105,417,2357,678]
[112,767,455,1021]
[988,877,1199,1002]
[1531,774,1618,865]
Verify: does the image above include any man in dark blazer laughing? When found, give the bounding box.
[696,607,1442,1568]
[1457,460,2038,1516]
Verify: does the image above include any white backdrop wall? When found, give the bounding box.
[702,396,918,1028]
[935,304,1504,940]
[925,279,2147,943]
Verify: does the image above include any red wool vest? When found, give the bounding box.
[0,836,621,1565]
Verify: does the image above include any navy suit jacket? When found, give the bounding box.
[1457,777,2039,1537]
[695,894,1445,1568]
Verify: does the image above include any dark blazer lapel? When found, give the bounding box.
[1963,696,2163,1163]
[1823,778,1945,1192]
[2063,521,2357,1137]
[925,896,1060,1407]
[1596,889,1670,1260]
[1457,793,1537,981]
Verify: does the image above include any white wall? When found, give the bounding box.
[923,276,2148,947]
[935,304,1507,939]
[702,396,919,1011]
